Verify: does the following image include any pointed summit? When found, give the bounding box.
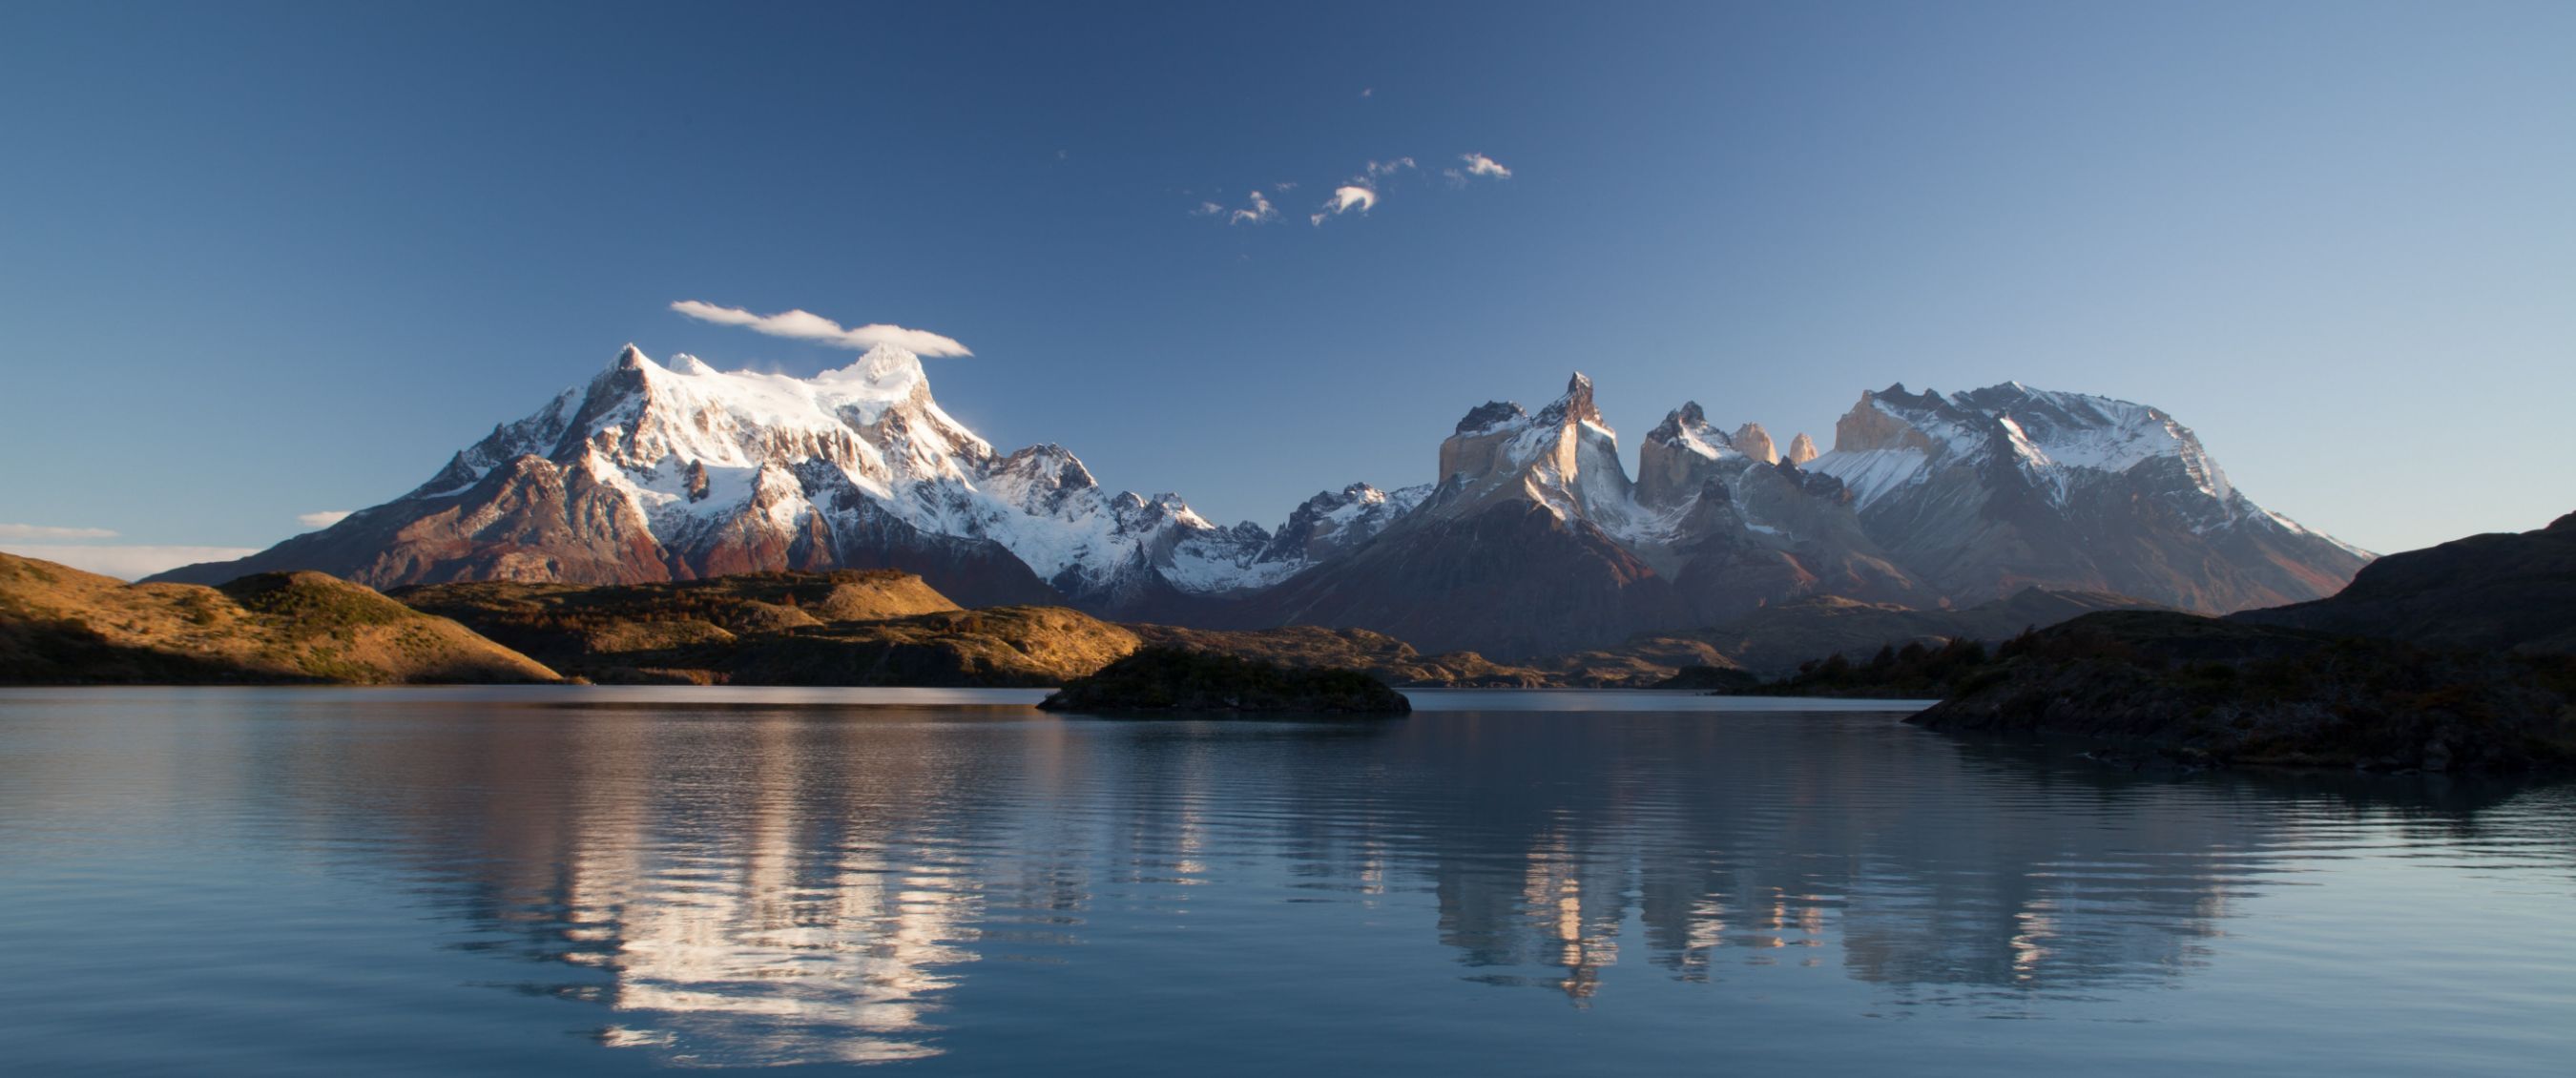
[1786,432,1819,465]
[1732,423,1777,464]
[613,343,650,371]
[1536,371,1602,426]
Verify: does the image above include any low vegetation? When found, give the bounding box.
[400,572,1137,687]
[1039,647,1412,715]
[1909,612,2576,774]
[1129,624,1549,687]
[0,553,557,684]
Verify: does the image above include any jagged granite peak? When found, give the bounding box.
[1637,401,1745,509]
[1532,371,1604,427]
[1732,423,1778,465]
[1264,375,1920,655]
[1785,432,1819,465]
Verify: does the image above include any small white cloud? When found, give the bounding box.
[0,523,117,541]
[1226,190,1278,226]
[1361,88,1374,98]
[1273,180,1299,192]
[1310,185,1379,226]
[1458,152,1512,179]
[670,301,971,358]
[1364,157,1417,179]
[1192,201,1224,217]
[298,510,353,529]
[0,545,262,581]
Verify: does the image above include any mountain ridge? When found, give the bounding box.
[149,345,2371,657]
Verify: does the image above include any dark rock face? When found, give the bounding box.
[1908,612,2576,775]
[1455,401,1528,435]
[1250,500,1692,660]
[1038,647,1411,715]
[2233,511,2576,653]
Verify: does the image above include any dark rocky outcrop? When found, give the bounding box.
[1652,665,1762,692]
[1038,647,1411,715]
[1907,612,2576,774]
[1128,624,1550,687]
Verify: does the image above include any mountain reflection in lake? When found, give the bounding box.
[1,688,2570,1076]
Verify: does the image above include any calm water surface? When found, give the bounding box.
[2,687,2570,1075]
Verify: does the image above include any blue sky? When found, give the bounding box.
[3,0,2571,575]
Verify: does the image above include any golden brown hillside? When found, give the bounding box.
[397,571,1134,686]
[0,552,559,684]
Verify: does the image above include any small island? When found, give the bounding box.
[1038,647,1412,715]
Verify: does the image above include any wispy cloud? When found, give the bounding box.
[1230,190,1279,226]
[1203,150,1513,228]
[298,511,353,529]
[1445,152,1513,185]
[1309,185,1379,226]
[0,544,261,581]
[0,523,117,541]
[670,301,972,358]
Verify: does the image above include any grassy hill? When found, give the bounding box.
[398,571,1138,686]
[0,552,559,684]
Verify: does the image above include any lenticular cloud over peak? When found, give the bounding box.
[670,301,972,358]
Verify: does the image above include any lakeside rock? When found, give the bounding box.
[1908,612,2576,774]
[1039,648,1412,715]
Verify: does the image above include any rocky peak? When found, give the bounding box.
[1454,401,1527,436]
[1650,401,1710,443]
[1830,386,1969,456]
[1785,432,1819,465]
[1732,423,1777,464]
[1533,371,1602,428]
[991,444,1099,492]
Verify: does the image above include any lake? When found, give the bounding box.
[1,687,2569,1075]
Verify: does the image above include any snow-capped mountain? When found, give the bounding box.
[1250,375,1918,655]
[1806,383,2373,612]
[150,344,1369,608]
[151,349,2370,659]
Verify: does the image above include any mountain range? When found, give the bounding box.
[151,344,2372,657]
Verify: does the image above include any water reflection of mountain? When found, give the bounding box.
[269,698,2564,1065]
